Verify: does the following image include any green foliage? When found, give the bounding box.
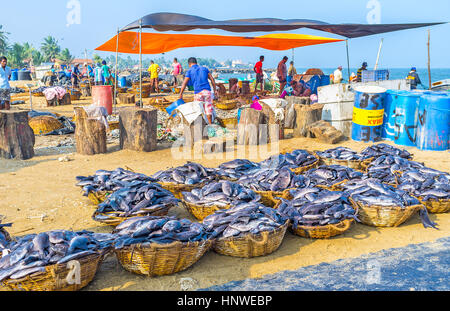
[0,25,9,56]
[58,48,73,63]
[41,36,61,62]
[7,43,27,68]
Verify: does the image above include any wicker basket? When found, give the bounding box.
[158,182,206,200]
[114,239,213,276]
[255,190,285,207]
[32,92,45,97]
[319,157,365,171]
[182,200,231,221]
[92,205,172,227]
[1,252,104,291]
[290,219,355,239]
[220,117,238,129]
[316,179,350,191]
[289,155,320,175]
[349,197,422,227]
[216,100,237,110]
[108,121,120,131]
[87,191,109,205]
[417,197,450,214]
[29,116,63,135]
[213,221,289,258]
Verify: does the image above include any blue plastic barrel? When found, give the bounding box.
[11,69,18,81]
[351,86,387,142]
[416,94,450,151]
[166,99,185,117]
[119,77,127,88]
[391,92,421,147]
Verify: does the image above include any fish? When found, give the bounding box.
[152,162,217,185]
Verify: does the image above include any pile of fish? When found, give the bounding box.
[31,86,48,94]
[215,159,260,180]
[203,203,288,239]
[0,230,116,282]
[182,180,261,207]
[0,220,12,252]
[113,216,211,248]
[305,165,363,188]
[340,179,437,229]
[259,150,317,170]
[397,167,450,201]
[277,188,357,228]
[360,143,412,160]
[364,155,423,184]
[237,168,310,192]
[152,162,217,185]
[94,182,180,220]
[316,147,364,161]
[10,87,25,94]
[76,168,156,197]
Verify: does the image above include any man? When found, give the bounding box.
[253,56,264,92]
[71,64,82,88]
[356,62,368,82]
[148,60,161,93]
[277,56,288,95]
[407,67,423,90]
[179,57,218,124]
[172,58,182,86]
[94,63,103,85]
[333,66,343,84]
[287,61,297,85]
[101,60,112,85]
[0,56,12,110]
[84,62,94,78]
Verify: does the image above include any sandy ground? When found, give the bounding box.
[1,81,449,291]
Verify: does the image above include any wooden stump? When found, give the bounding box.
[74,107,107,155]
[118,93,135,105]
[308,120,345,144]
[119,107,157,152]
[0,111,35,160]
[285,96,311,106]
[237,108,265,145]
[183,115,208,148]
[294,104,324,138]
[260,103,284,142]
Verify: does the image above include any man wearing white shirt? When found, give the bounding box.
[333,66,343,84]
[0,56,12,110]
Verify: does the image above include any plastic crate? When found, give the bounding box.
[362,70,390,82]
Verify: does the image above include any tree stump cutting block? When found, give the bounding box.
[118,93,135,105]
[294,104,324,138]
[0,111,35,160]
[260,102,284,142]
[183,115,208,149]
[74,107,107,155]
[119,107,157,152]
[308,120,345,144]
[237,108,265,145]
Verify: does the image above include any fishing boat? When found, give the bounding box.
[431,79,450,91]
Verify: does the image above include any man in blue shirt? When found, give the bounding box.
[0,56,12,110]
[179,57,218,124]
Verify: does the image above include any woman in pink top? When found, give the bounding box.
[172,58,183,86]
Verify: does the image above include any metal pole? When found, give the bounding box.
[427,29,432,90]
[374,38,384,70]
[139,20,143,108]
[291,48,294,63]
[114,28,119,114]
[84,49,92,95]
[346,40,351,83]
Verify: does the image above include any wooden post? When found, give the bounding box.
[427,29,432,90]
[293,104,324,138]
[237,108,265,145]
[183,115,208,148]
[74,107,107,155]
[114,28,120,114]
[119,107,157,152]
[0,111,35,160]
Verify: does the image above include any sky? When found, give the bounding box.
[1,0,449,69]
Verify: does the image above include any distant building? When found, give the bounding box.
[71,58,94,65]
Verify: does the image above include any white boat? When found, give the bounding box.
[431,79,450,91]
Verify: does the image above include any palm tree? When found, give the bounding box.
[41,36,61,62]
[58,48,73,64]
[7,43,26,68]
[31,50,45,67]
[0,25,9,55]
[93,54,103,64]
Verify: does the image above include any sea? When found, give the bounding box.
[218,68,450,89]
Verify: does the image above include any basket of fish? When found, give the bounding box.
[215,159,261,181]
[397,167,450,214]
[304,165,364,191]
[204,203,289,258]
[360,143,413,161]
[342,179,437,228]
[92,182,180,226]
[259,149,319,175]
[152,163,218,199]
[237,168,310,207]
[276,188,358,239]
[0,230,115,291]
[181,180,261,221]
[76,168,156,205]
[112,216,213,276]
[315,147,371,171]
[216,100,238,111]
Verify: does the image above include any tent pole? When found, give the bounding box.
[114,28,119,115]
[346,39,351,83]
[427,29,432,90]
[374,38,383,70]
[139,20,143,108]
